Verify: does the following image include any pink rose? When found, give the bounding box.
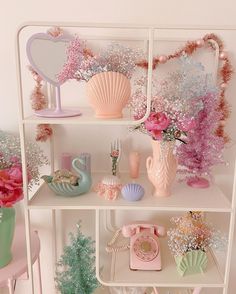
[144,112,170,140]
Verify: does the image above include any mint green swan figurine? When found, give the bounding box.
[42,157,92,197]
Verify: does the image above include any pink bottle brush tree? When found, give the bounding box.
[177,92,225,188]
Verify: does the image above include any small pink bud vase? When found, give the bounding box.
[146,139,177,197]
[129,151,140,179]
[86,71,131,119]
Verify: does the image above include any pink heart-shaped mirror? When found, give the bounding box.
[27,33,81,118]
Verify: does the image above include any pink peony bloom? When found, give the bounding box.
[144,112,170,140]
[150,129,163,140]
[0,169,23,207]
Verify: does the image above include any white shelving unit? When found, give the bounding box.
[16,23,236,294]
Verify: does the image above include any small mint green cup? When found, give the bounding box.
[0,207,15,268]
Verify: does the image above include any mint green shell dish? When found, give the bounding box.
[42,157,92,197]
[175,250,207,276]
[0,207,15,268]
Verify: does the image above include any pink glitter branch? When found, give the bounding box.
[57,36,84,83]
[177,92,225,182]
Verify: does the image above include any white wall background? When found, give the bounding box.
[1,0,236,293]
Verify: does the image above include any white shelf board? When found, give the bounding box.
[97,236,224,288]
[28,173,232,212]
[23,107,140,126]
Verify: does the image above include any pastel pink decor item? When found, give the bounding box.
[146,140,177,197]
[129,151,140,179]
[95,175,122,200]
[86,72,131,119]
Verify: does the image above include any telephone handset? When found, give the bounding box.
[106,223,166,271]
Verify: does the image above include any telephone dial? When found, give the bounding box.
[106,223,166,271]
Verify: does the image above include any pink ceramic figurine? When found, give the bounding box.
[129,151,140,179]
[146,140,177,197]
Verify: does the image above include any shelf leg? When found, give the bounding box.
[95,210,102,282]
[223,158,236,294]
[7,279,14,294]
[37,254,43,294]
[25,209,35,294]
[110,252,116,281]
[52,209,58,293]
[104,210,117,232]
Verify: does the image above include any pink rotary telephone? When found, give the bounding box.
[106,223,166,271]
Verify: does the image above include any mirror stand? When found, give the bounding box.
[35,86,81,118]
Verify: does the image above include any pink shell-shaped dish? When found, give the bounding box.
[121,183,145,201]
[86,71,131,119]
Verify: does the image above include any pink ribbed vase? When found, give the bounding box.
[146,140,177,197]
[86,71,131,119]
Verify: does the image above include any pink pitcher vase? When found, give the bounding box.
[146,140,177,197]
[86,71,131,119]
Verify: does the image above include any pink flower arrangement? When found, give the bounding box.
[0,130,49,208]
[57,39,141,83]
[167,212,227,257]
[0,167,23,207]
[129,56,213,143]
[144,112,170,140]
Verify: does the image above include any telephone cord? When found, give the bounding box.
[106,228,130,253]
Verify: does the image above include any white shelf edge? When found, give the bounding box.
[26,205,233,212]
[27,176,233,212]
[22,118,140,126]
[22,108,147,126]
[17,21,236,31]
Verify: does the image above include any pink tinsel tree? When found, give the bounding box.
[177,92,225,187]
